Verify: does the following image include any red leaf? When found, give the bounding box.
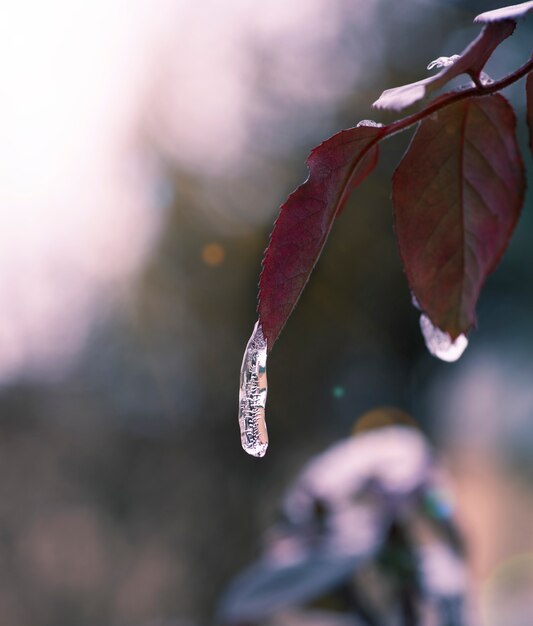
[258,125,383,350]
[526,72,533,154]
[475,1,533,22]
[393,94,525,338]
[373,21,515,111]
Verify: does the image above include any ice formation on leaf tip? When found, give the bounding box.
[419,314,468,362]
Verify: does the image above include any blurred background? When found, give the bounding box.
[0,0,531,624]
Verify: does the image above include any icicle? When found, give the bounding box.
[238,321,269,457]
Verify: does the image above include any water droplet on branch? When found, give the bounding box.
[238,321,269,457]
[479,71,494,85]
[426,54,461,70]
[419,314,468,362]
[356,119,383,128]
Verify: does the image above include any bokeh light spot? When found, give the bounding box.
[353,407,417,434]
[481,553,533,626]
[332,386,345,399]
[202,243,226,267]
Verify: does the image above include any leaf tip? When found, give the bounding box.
[474,1,532,23]
[373,83,427,111]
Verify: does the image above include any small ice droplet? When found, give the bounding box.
[419,314,468,362]
[238,321,269,457]
[427,54,461,71]
[356,119,383,128]
[479,71,494,85]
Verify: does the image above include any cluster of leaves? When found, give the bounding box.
[257,2,533,354]
[219,421,468,626]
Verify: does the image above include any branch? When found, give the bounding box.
[385,54,533,138]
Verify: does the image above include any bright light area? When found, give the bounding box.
[0,0,379,383]
[0,0,173,381]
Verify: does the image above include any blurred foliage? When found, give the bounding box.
[219,420,468,626]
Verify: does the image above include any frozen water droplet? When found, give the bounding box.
[419,314,468,362]
[238,321,269,457]
[479,71,494,85]
[427,54,461,71]
[356,119,383,128]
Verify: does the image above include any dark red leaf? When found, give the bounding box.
[393,94,525,338]
[475,1,533,22]
[258,125,384,350]
[373,21,516,111]
[526,72,533,154]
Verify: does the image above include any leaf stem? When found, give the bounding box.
[340,55,532,199]
[383,54,533,138]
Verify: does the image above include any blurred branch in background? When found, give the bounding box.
[219,418,469,626]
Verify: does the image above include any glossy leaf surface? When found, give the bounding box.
[393,95,524,338]
[258,126,383,350]
[373,21,515,111]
